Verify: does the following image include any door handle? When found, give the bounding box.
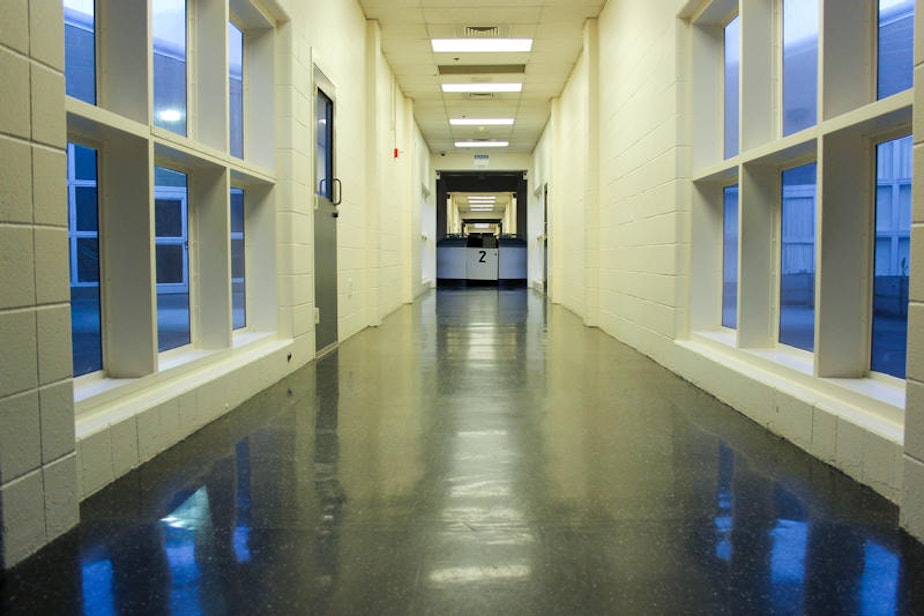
[332,178,342,206]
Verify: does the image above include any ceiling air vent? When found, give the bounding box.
[467,93,495,100]
[465,26,500,38]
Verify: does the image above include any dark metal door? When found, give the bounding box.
[314,88,339,353]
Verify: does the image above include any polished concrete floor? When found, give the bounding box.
[3,288,924,615]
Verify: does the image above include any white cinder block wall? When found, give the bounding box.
[537,0,924,540]
[0,0,79,568]
[0,0,432,569]
[900,3,924,540]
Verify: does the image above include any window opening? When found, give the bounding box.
[780,162,817,351]
[153,0,188,136]
[872,135,912,377]
[724,15,740,159]
[231,188,246,329]
[782,0,819,136]
[64,0,96,104]
[155,166,190,351]
[229,22,244,158]
[722,185,739,329]
[68,143,102,375]
[878,0,915,99]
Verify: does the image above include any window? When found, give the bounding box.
[872,135,912,377]
[779,162,817,352]
[153,0,188,136]
[231,188,246,329]
[229,23,244,159]
[68,143,102,376]
[155,166,190,351]
[878,0,915,99]
[722,185,739,329]
[782,0,819,136]
[64,0,96,104]
[724,16,740,159]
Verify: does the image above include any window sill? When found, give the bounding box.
[75,331,283,424]
[683,329,904,435]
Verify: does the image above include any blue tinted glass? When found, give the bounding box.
[724,16,740,159]
[780,162,816,351]
[155,166,190,351]
[872,136,912,377]
[231,188,246,330]
[153,0,187,136]
[68,143,102,376]
[722,185,739,329]
[64,0,96,104]
[783,0,818,136]
[317,91,333,199]
[229,23,244,159]
[878,0,915,99]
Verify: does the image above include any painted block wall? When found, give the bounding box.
[0,0,432,568]
[900,3,924,540]
[536,0,919,527]
[549,51,589,317]
[0,0,79,568]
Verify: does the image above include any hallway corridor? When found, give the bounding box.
[3,288,924,614]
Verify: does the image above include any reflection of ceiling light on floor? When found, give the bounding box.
[428,564,531,585]
[157,109,184,123]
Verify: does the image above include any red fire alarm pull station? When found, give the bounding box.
[394,148,399,158]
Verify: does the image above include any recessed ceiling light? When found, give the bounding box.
[431,39,533,53]
[455,141,509,148]
[442,83,522,94]
[451,118,515,126]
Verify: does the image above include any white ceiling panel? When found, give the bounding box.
[357,0,607,154]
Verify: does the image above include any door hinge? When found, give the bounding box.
[314,307,321,324]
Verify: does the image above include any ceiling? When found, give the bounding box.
[355,0,608,154]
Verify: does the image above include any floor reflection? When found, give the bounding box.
[4,288,924,614]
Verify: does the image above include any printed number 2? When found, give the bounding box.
[478,250,487,263]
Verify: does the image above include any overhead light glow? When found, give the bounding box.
[450,118,515,126]
[157,109,184,123]
[455,141,509,148]
[468,196,496,201]
[442,83,522,94]
[431,39,533,53]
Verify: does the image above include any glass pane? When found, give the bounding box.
[872,137,911,377]
[153,0,187,136]
[75,187,98,231]
[783,0,819,136]
[316,91,333,199]
[155,199,184,237]
[229,23,244,159]
[724,16,740,159]
[722,185,739,329]
[76,238,100,282]
[878,0,915,99]
[74,139,97,180]
[64,0,96,104]
[156,244,185,283]
[780,162,816,352]
[68,143,102,376]
[155,166,189,351]
[231,188,246,330]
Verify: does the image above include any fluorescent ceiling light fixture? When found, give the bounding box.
[442,83,522,93]
[455,141,509,148]
[450,118,515,126]
[431,38,532,53]
[467,196,496,201]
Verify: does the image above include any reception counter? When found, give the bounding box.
[437,235,527,284]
